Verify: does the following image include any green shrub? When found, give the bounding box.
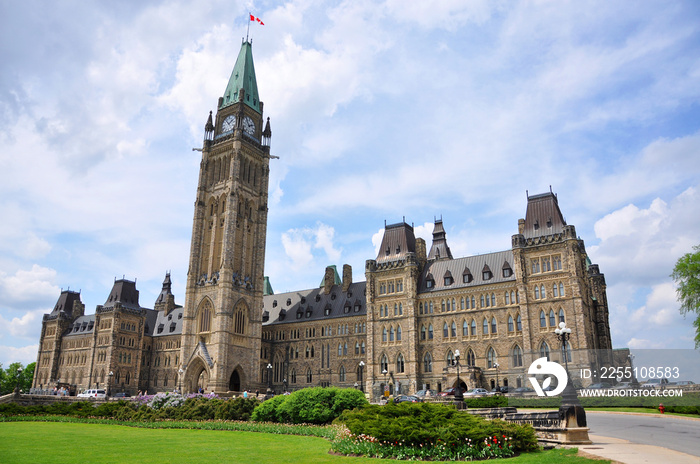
[335,402,538,453]
[252,387,368,425]
[465,395,508,408]
[251,394,288,422]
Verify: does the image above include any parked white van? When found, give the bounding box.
[77,389,107,398]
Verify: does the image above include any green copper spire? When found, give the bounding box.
[263,276,274,296]
[220,40,260,113]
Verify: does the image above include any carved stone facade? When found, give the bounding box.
[32,42,613,399]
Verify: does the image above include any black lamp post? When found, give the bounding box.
[267,363,273,390]
[358,361,365,392]
[382,368,388,400]
[178,368,184,394]
[283,378,287,393]
[107,371,114,397]
[494,362,500,390]
[454,350,463,401]
[555,322,572,374]
[14,367,23,396]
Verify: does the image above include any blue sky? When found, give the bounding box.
[1,0,700,368]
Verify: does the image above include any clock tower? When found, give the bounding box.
[180,39,273,393]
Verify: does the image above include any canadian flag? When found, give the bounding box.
[250,14,264,25]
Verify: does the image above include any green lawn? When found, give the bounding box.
[0,422,608,463]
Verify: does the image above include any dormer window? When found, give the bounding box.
[482,264,493,280]
[354,303,361,313]
[331,293,336,300]
[547,217,552,228]
[157,324,164,334]
[534,220,539,230]
[503,268,512,277]
[425,273,435,288]
[301,297,306,304]
[168,314,172,321]
[296,310,303,320]
[178,313,182,319]
[169,322,176,332]
[286,298,292,306]
[315,294,321,302]
[272,300,277,308]
[306,309,312,318]
[344,305,350,314]
[396,245,401,254]
[444,270,454,286]
[385,247,390,256]
[325,305,332,316]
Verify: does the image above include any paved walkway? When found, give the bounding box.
[574,434,700,463]
[565,411,700,463]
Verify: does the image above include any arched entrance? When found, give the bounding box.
[229,370,241,392]
[184,358,209,394]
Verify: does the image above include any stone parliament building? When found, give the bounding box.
[32,40,614,401]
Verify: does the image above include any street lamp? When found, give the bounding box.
[354,382,359,390]
[267,363,273,390]
[14,367,23,396]
[494,362,500,390]
[454,349,463,401]
[555,322,572,374]
[107,371,114,397]
[283,378,287,393]
[358,361,365,392]
[178,368,184,394]
[382,368,388,400]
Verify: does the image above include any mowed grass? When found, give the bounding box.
[0,422,609,464]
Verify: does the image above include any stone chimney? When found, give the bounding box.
[342,264,352,292]
[518,218,525,235]
[324,266,334,295]
[415,238,427,262]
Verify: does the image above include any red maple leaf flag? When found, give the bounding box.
[250,14,264,26]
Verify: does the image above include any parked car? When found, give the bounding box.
[463,388,489,397]
[77,389,107,399]
[393,395,423,403]
[493,385,511,394]
[414,389,433,398]
[438,387,459,397]
[641,378,669,389]
[612,382,633,389]
[587,382,612,389]
[512,387,535,395]
[669,380,695,386]
[113,392,131,398]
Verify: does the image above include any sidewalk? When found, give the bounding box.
[572,434,700,464]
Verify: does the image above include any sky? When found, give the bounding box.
[1,0,700,369]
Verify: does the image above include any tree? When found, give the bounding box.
[671,244,700,348]
[0,362,35,395]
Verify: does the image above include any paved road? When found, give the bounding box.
[586,411,700,458]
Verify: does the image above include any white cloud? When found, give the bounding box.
[0,265,59,310]
[281,222,342,270]
[0,344,39,368]
[0,310,45,339]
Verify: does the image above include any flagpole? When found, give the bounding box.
[246,12,250,42]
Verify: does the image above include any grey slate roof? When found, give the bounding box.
[262,282,367,326]
[103,279,141,310]
[48,290,82,319]
[147,306,184,337]
[376,222,416,263]
[523,192,566,239]
[418,250,517,293]
[63,315,95,337]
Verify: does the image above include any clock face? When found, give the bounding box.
[221,115,236,133]
[243,116,255,136]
